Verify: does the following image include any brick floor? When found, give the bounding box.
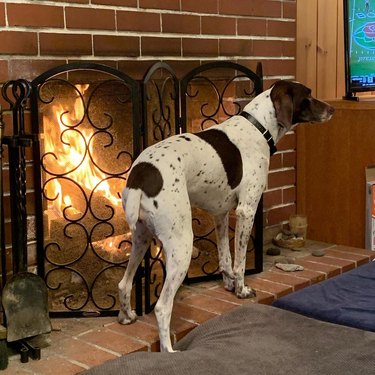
[2,241,374,374]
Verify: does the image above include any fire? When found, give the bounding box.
[43,84,121,217]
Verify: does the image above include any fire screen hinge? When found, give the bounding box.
[178,116,183,134]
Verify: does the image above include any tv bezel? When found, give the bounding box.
[343,0,375,98]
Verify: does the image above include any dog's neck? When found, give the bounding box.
[242,88,281,144]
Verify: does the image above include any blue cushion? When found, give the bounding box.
[272,260,375,331]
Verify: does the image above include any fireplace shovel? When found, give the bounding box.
[0,105,51,364]
[2,272,51,344]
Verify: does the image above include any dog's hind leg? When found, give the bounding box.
[233,204,257,299]
[118,221,153,325]
[213,213,235,292]
[154,224,193,352]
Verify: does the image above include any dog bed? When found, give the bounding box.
[272,260,375,331]
[82,303,375,375]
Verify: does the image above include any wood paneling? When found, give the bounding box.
[296,0,317,94]
[296,0,345,99]
[297,101,375,248]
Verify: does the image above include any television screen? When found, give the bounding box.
[344,0,375,95]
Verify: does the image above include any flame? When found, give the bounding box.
[43,84,121,216]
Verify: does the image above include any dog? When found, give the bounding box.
[118,80,334,352]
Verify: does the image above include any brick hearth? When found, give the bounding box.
[2,241,374,374]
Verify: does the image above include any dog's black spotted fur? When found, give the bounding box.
[195,129,243,189]
[127,162,163,197]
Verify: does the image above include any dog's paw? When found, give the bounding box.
[235,285,256,299]
[223,276,235,292]
[118,309,137,325]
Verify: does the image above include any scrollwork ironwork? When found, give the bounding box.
[185,74,257,131]
[24,61,263,317]
[33,65,139,315]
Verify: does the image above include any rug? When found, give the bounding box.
[82,303,375,375]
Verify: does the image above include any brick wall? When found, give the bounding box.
[0,0,297,247]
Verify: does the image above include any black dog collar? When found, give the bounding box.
[239,111,277,156]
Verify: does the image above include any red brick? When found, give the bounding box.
[181,0,218,14]
[140,0,180,11]
[118,11,160,32]
[118,60,155,80]
[277,132,296,151]
[254,290,275,304]
[268,169,296,189]
[269,153,282,170]
[67,59,118,71]
[142,37,181,56]
[272,268,326,284]
[258,270,310,291]
[182,38,218,57]
[283,151,296,168]
[94,35,139,56]
[181,293,239,314]
[219,0,281,18]
[268,20,296,38]
[162,14,200,34]
[0,3,5,26]
[329,245,375,261]
[202,287,255,306]
[253,40,283,57]
[137,311,158,329]
[266,203,296,226]
[8,59,65,80]
[170,316,198,343]
[92,0,137,5]
[295,259,341,279]
[57,0,89,3]
[7,4,64,28]
[246,276,293,298]
[238,18,267,36]
[7,355,87,374]
[235,60,259,73]
[55,337,118,367]
[263,189,282,208]
[202,16,236,35]
[173,301,218,324]
[80,328,147,354]
[0,31,38,55]
[283,40,296,57]
[263,59,296,77]
[40,33,91,56]
[107,319,160,351]
[325,248,370,266]
[66,7,115,30]
[219,39,252,56]
[0,60,8,81]
[283,1,297,19]
[164,60,201,77]
[302,255,356,273]
[264,78,278,90]
[283,186,296,204]
[252,42,294,61]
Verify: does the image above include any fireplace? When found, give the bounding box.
[0,61,263,318]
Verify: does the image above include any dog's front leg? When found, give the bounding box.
[233,204,257,298]
[214,213,235,291]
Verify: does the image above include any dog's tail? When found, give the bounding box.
[122,188,142,231]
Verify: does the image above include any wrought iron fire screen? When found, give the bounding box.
[0,61,263,317]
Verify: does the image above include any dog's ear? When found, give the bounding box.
[271,82,293,129]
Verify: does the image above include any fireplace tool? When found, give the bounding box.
[0,81,51,365]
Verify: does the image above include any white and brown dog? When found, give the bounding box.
[118,81,334,352]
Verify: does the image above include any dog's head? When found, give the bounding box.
[270,81,335,133]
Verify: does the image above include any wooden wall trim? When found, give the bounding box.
[296,0,345,99]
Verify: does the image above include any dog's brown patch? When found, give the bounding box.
[127,162,163,197]
[195,129,242,189]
